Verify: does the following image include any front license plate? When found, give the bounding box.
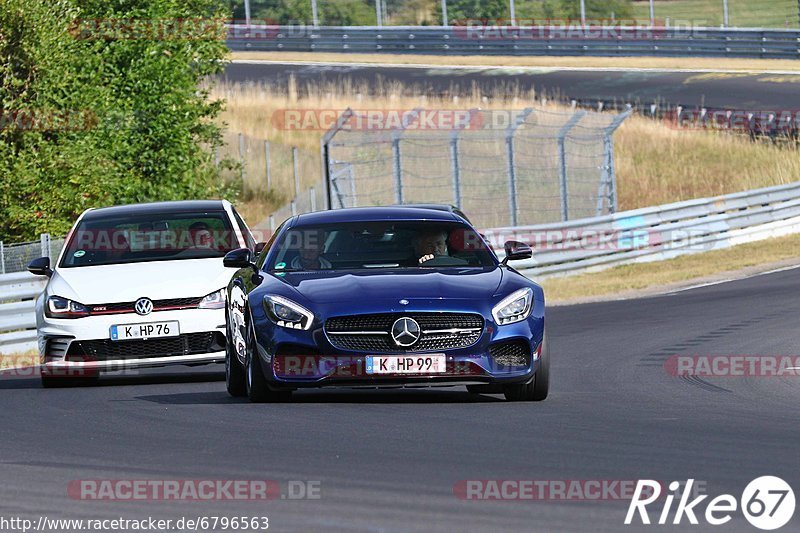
[110,321,180,341]
[366,354,446,374]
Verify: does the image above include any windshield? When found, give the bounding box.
[266,221,497,272]
[59,210,238,268]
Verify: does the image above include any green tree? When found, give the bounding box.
[558,0,633,20]
[436,0,509,23]
[0,0,230,241]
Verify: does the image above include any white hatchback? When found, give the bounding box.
[28,200,256,386]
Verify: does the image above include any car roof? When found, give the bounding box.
[392,204,471,223]
[82,200,228,220]
[291,206,463,226]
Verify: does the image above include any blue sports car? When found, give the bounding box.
[222,206,548,402]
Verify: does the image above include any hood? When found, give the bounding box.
[48,258,232,304]
[271,268,504,305]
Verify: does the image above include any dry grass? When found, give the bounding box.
[614,119,800,210]
[230,51,800,73]
[541,232,800,303]
[213,79,800,224]
[631,0,798,29]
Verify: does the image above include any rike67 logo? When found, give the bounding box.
[626,477,795,530]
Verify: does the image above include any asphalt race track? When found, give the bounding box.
[223,60,800,110]
[2,267,798,532]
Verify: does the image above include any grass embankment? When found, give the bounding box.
[541,232,800,303]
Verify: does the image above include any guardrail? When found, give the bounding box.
[485,181,800,278]
[227,25,800,59]
[0,272,46,355]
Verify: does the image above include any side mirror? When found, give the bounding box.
[502,241,532,265]
[28,257,53,277]
[254,242,267,254]
[223,248,254,269]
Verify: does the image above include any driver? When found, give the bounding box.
[413,230,449,264]
[188,221,214,249]
[291,229,332,270]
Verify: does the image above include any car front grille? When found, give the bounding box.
[489,341,531,367]
[66,332,225,361]
[89,297,204,315]
[325,313,483,353]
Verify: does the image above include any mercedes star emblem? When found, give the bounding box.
[391,317,421,347]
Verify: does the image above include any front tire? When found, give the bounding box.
[225,316,246,397]
[244,315,291,403]
[503,332,550,402]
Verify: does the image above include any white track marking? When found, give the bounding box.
[231,59,800,75]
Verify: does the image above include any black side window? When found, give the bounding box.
[257,221,285,268]
[231,208,256,251]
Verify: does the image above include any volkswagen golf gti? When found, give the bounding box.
[223,206,548,402]
[28,200,256,386]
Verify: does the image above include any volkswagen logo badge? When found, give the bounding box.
[134,297,153,316]
[391,317,421,347]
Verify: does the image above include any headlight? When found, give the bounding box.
[45,296,90,319]
[263,295,314,330]
[492,288,533,325]
[198,288,226,309]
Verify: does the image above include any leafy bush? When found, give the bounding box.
[0,0,231,241]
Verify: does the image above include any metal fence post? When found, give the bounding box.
[600,110,633,214]
[449,130,461,208]
[265,141,272,190]
[392,135,403,204]
[238,133,247,183]
[723,0,730,27]
[310,186,317,212]
[40,233,51,260]
[321,109,355,211]
[390,108,422,205]
[292,146,300,198]
[0,241,4,274]
[505,108,534,227]
[557,111,586,222]
[291,200,297,217]
[269,215,275,233]
[505,136,518,227]
[311,0,319,27]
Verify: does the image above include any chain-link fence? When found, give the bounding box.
[0,235,65,275]
[322,107,629,229]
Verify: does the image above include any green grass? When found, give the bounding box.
[631,0,799,28]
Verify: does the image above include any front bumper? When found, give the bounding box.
[251,306,545,390]
[37,308,226,373]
